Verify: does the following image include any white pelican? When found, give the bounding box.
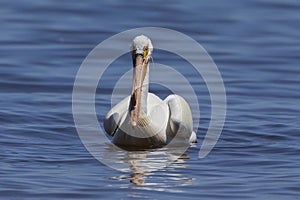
[104,35,197,149]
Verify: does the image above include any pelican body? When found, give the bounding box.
[104,35,197,149]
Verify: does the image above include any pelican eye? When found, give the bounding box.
[143,47,148,59]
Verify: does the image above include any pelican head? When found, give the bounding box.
[130,35,153,126]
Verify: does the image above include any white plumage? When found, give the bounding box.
[104,35,197,148]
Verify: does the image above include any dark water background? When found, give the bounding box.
[1,0,300,199]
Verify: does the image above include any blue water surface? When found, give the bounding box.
[1,0,300,199]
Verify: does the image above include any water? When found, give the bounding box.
[1,0,300,199]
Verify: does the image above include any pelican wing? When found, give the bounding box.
[164,94,196,143]
[104,96,130,136]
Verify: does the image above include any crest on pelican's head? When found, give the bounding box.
[132,35,153,58]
